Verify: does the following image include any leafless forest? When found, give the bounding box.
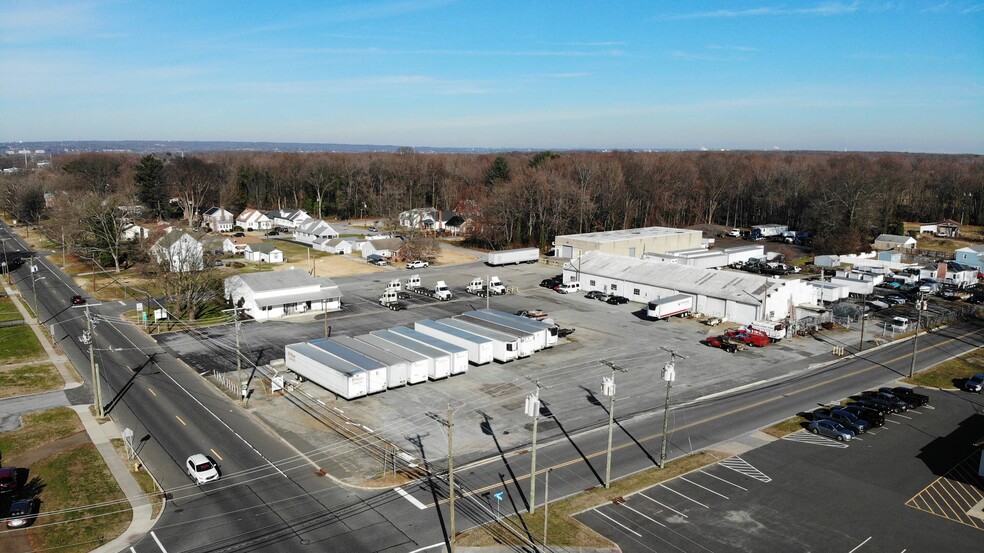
[3,150,982,255]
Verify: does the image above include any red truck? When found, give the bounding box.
[726,328,771,347]
[704,335,745,353]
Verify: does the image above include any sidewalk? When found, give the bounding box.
[2,280,161,552]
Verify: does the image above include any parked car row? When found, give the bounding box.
[0,467,40,529]
[806,386,930,442]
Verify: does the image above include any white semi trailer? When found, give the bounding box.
[356,333,430,384]
[438,318,520,362]
[389,326,469,376]
[414,320,493,365]
[284,342,367,400]
[487,248,539,266]
[478,309,559,348]
[646,294,695,320]
[332,335,409,388]
[308,339,387,394]
[369,329,452,380]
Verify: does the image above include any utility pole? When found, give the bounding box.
[909,293,928,378]
[84,304,104,417]
[525,382,541,513]
[657,347,687,468]
[431,405,457,552]
[222,305,245,399]
[600,360,627,488]
[858,291,867,352]
[543,468,552,547]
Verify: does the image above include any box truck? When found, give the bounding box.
[646,294,694,320]
[414,320,493,365]
[389,326,469,375]
[332,335,409,388]
[357,333,430,384]
[487,248,539,266]
[284,342,367,400]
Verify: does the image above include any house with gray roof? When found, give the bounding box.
[151,231,203,272]
[243,242,284,263]
[294,218,339,245]
[313,237,354,254]
[224,269,341,321]
[872,233,916,250]
[360,238,405,259]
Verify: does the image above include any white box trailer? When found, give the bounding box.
[284,342,367,400]
[479,309,559,348]
[370,329,452,380]
[455,313,537,357]
[462,310,547,351]
[487,247,539,266]
[646,294,694,320]
[390,326,469,376]
[333,335,409,388]
[308,339,387,394]
[438,318,520,362]
[357,334,429,384]
[415,320,493,365]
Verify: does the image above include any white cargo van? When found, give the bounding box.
[556,282,580,294]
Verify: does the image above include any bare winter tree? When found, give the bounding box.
[167,157,223,228]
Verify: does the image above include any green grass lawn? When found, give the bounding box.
[0,407,82,460]
[268,238,331,262]
[0,325,45,363]
[0,294,24,322]
[0,363,63,398]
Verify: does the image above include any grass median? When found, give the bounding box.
[904,347,984,389]
[0,325,45,363]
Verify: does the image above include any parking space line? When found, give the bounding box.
[620,502,667,528]
[395,487,428,510]
[639,492,688,518]
[661,483,710,508]
[894,414,912,419]
[593,509,642,537]
[700,469,748,491]
[847,536,872,552]
[886,419,901,424]
[718,456,771,483]
[679,476,729,499]
[906,409,923,415]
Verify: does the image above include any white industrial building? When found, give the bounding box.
[829,269,884,295]
[644,245,764,269]
[224,269,341,321]
[554,226,703,260]
[563,251,817,324]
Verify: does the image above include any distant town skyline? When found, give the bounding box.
[1,1,981,153]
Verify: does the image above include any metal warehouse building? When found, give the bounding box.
[554,226,702,260]
[564,251,818,324]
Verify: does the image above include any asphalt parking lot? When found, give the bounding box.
[577,388,984,552]
[157,260,873,468]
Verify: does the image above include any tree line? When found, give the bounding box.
[2,150,981,260]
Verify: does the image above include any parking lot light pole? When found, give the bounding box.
[908,293,928,378]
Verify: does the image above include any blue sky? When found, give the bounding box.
[1,0,981,152]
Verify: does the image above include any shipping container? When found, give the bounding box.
[308,338,387,394]
[357,333,429,384]
[333,335,409,388]
[646,294,694,320]
[438,318,520,362]
[284,342,367,400]
[478,309,559,348]
[487,247,539,266]
[455,313,537,357]
[389,326,469,376]
[369,329,452,380]
[414,320,493,365]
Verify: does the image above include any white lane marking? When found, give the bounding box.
[151,531,168,552]
[661,484,709,508]
[700,469,748,491]
[395,486,427,510]
[679,476,729,499]
[848,536,872,552]
[781,430,849,448]
[593,509,642,537]
[718,456,771,483]
[639,492,687,518]
[118,300,126,306]
[620,502,667,528]
[408,543,445,553]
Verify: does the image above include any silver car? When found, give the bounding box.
[807,419,854,441]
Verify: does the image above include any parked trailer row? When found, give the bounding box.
[389,326,469,376]
[414,320,493,365]
[332,335,409,388]
[477,309,559,348]
[370,329,452,380]
[356,333,430,384]
[285,342,375,400]
[438,318,520,363]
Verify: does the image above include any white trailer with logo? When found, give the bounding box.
[479,309,559,348]
[332,335,409,388]
[455,313,537,357]
[438,318,520,362]
[308,339,387,394]
[487,247,539,266]
[389,326,469,376]
[414,320,493,365]
[284,342,367,400]
[369,329,451,380]
[357,333,430,384]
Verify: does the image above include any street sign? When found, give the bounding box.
[136,302,143,311]
[493,491,504,502]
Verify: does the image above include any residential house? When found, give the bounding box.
[203,207,235,232]
[313,237,354,254]
[236,208,273,231]
[267,208,310,229]
[360,238,405,259]
[222,236,262,255]
[919,262,979,288]
[121,223,150,241]
[398,207,466,235]
[872,234,917,251]
[954,245,984,272]
[294,219,339,245]
[151,232,203,272]
[224,269,342,321]
[918,220,961,237]
[244,243,284,263]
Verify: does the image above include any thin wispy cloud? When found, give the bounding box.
[661,2,859,20]
[707,44,759,52]
[670,50,748,62]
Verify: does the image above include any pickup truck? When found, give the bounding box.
[704,335,745,353]
[879,386,929,407]
[516,309,549,321]
[859,390,909,413]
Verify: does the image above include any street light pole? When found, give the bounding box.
[526,383,540,514]
[908,292,927,378]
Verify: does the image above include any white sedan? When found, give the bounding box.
[186,454,220,484]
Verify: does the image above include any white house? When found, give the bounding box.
[919,220,960,237]
[398,207,467,235]
[222,236,262,255]
[360,238,405,259]
[267,208,310,229]
[244,243,284,263]
[236,208,273,230]
[919,262,979,288]
[121,223,150,241]
[224,269,342,321]
[313,237,354,254]
[872,234,917,251]
[151,232,203,272]
[955,245,984,272]
[294,219,339,245]
[203,207,235,232]
[830,269,884,295]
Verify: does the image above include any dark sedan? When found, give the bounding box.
[5,497,40,528]
[813,407,868,435]
[841,404,885,427]
[70,294,86,305]
[606,295,629,305]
